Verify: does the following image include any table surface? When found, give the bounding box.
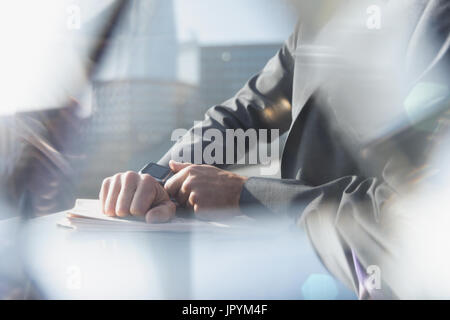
[0,211,356,299]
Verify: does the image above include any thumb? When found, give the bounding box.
[169,160,193,173]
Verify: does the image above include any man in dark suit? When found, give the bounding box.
[99,0,450,297]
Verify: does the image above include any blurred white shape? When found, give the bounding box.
[0,0,115,115]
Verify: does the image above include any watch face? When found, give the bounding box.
[141,163,171,181]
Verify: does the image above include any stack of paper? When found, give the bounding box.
[57,199,233,232]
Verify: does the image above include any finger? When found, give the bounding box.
[99,178,111,214]
[187,191,198,210]
[176,176,194,207]
[105,174,122,216]
[130,174,159,216]
[116,172,139,217]
[146,200,176,224]
[164,166,191,198]
[169,160,192,173]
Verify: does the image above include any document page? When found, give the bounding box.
[57,199,234,232]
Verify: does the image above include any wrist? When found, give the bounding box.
[233,174,248,209]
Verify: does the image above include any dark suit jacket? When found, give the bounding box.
[159,0,450,297]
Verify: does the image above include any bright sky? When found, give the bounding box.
[174,0,298,45]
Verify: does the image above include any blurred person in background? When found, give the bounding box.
[100,0,450,299]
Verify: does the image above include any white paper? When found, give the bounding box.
[57,199,234,232]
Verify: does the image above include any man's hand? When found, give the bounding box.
[99,171,176,223]
[164,160,248,219]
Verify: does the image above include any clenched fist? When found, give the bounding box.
[164,160,248,220]
[99,171,176,223]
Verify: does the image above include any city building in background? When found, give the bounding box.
[197,44,284,111]
[78,79,199,197]
[176,0,297,110]
[96,0,179,81]
[77,0,195,197]
[77,0,297,198]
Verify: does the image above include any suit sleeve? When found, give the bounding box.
[158,23,300,167]
[239,91,447,298]
[238,1,450,298]
[239,161,402,296]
